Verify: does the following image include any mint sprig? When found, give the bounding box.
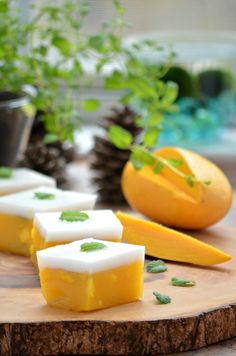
[153,291,171,304]
[108,127,211,187]
[171,277,196,287]
[34,192,55,200]
[80,241,106,252]
[0,167,12,179]
[146,260,167,273]
[59,211,89,222]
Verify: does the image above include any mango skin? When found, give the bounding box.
[122,147,232,229]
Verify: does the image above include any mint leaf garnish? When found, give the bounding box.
[153,291,171,304]
[166,158,183,168]
[60,211,89,222]
[0,167,12,178]
[185,175,195,187]
[146,260,167,273]
[153,161,164,174]
[80,241,106,252]
[34,192,55,200]
[171,277,196,287]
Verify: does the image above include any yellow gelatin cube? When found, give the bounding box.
[0,186,96,256]
[31,210,123,266]
[37,238,145,312]
[0,168,55,196]
[31,227,67,265]
[0,214,32,256]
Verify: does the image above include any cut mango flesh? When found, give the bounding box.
[121,147,232,229]
[39,260,143,311]
[31,226,120,267]
[116,211,231,266]
[0,214,33,256]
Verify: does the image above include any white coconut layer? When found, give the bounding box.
[37,238,145,274]
[0,186,97,219]
[34,209,123,242]
[0,168,56,195]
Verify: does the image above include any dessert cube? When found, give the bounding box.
[31,209,123,265]
[0,186,96,256]
[0,168,56,196]
[37,238,145,311]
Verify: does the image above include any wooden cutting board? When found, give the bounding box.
[0,207,236,356]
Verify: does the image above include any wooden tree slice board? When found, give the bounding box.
[0,208,236,355]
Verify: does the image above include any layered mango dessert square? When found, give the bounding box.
[31,209,123,265]
[37,238,145,311]
[0,187,96,256]
[0,167,56,196]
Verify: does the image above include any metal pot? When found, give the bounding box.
[0,91,34,166]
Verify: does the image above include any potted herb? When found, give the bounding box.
[0,0,177,175]
[0,2,35,165]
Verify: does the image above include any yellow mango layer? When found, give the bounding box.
[0,213,33,256]
[116,211,232,266]
[39,259,143,311]
[31,226,120,267]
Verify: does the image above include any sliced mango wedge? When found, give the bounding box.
[116,211,232,266]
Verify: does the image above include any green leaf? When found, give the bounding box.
[82,99,100,112]
[0,1,8,12]
[88,34,105,52]
[171,277,196,287]
[131,146,156,167]
[185,175,195,187]
[146,260,167,273]
[130,152,144,171]
[204,180,211,186]
[153,161,164,174]
[161,81,178,105]
[59,211,89,223]
[34,192,55,200]
[153,291,171,304]
[80,241,107,252]
[147,112,163,127]
[113,0,125,15]
[105,70,125,90]
[143,127,161,148]
[52,36,72,56]
[166,159,183,168]
[108,125,133,150]
[43,133,59,145]
[0,167,12,178]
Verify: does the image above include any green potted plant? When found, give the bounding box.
[0,1,35,165]
[0,0,178,179]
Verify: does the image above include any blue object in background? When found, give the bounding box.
[159,91,236,145]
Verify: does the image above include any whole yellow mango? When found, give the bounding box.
[122,147,232,229]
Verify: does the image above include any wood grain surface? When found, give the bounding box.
[0,206,236,355]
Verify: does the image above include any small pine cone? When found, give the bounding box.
[18,139,67,187]
[29,111,76,163]
[91,106,141,204]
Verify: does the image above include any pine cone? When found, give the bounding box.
[29,111,76,163]
[18,139,67,187]
[91,106,141,204]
